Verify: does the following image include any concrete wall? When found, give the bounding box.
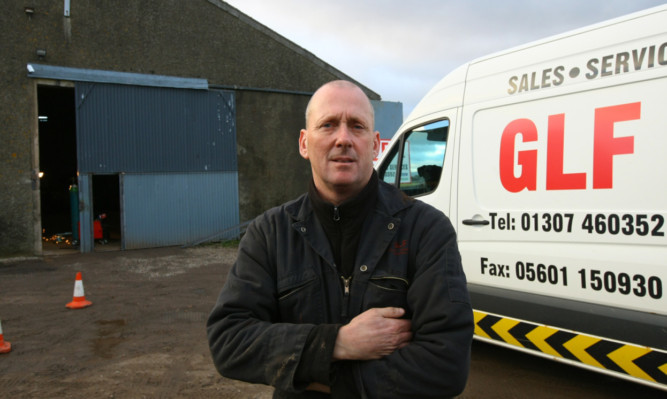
[0,0,386,257]
[234,90,313,222]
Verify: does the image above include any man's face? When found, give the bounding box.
[299,84,380,204]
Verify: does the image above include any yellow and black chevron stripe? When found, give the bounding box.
[473,310,667,388]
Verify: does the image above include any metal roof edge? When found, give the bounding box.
[26,63,209,90]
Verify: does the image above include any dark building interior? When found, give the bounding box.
[38,86,121,247]
[37,86,77,237]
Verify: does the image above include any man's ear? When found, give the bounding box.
[373,131,380,158]
[299,129,309,160]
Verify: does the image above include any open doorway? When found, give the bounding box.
[38,85,123,251]
[37,85,78,250]
[92,174,122,250]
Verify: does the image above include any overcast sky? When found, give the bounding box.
[223,0,665,119]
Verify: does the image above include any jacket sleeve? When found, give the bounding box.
[206,215,316,392]
[358,205,474,398]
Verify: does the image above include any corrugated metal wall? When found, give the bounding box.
[75,82,238,250]
[76,83,236,173]
[370,100,403,140]
[122,172,239,249]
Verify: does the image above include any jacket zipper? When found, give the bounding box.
[333,206,346,317]
[340,275,351,318]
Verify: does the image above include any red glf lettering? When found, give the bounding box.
[499,119,538,192]
[499,102,639,192]
[547,113,586,190]
[593,103,639,188]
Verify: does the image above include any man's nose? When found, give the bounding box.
[334,125,353,146]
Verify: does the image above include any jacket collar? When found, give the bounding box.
[286,177,413,223]
[308,171,378,226]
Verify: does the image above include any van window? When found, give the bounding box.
[379,119,449,196]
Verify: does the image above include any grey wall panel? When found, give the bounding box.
[371,100,403,140]
[76,83,236,173]
[77,174,94,253]
[121,172,239,249]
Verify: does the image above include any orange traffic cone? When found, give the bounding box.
[0,319,11,354]
[66,271,93,309]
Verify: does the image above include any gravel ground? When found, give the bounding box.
[0,244,273,398]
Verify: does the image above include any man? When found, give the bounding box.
[207,80,473,398]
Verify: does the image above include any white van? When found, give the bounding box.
[376,5,667,390]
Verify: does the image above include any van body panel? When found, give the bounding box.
[377,5,667,390]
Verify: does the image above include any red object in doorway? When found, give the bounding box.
[77,220,103,239]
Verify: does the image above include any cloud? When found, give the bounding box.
[224,0,666,117]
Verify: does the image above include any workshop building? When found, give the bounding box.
[0,0,401,256]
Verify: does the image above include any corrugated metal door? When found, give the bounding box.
[121,173,238,249]
[75,82,238,250]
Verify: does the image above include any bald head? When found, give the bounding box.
[305,80,375,130]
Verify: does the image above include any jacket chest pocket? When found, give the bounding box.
[363,275,411,318]
[277,269,324,324]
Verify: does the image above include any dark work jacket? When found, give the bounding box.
[206,180,474,398]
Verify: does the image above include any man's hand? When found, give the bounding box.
[333,307,412,361]
[306,382,331,393]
